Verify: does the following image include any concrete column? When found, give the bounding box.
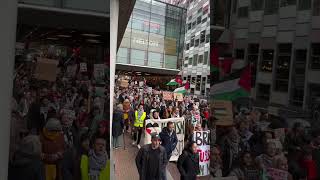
[0,0,18,179]
[110,0,119,179]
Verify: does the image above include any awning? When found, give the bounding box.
[116,63,180,75]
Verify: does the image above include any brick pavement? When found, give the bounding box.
[114,132,212,180]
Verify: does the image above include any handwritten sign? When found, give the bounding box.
[174,93,183,101]
[193,131,210,176]
[34,58,58,82]
[120,80,129,88]
[80,63,87,72]
[144,117,185,161]
[94,64,106,83]
[266,168,288,180]
[163,91,173,101]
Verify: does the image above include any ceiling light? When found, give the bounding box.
[87,39,100,43]
[82,33,100,37]
[57,35,72,38]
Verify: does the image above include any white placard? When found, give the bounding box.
[193,130,210,176]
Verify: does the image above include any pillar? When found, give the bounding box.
[0,0,18,179]
[110,0,119,179]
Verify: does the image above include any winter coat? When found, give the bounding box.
[159,127,178,158]
[112,110,124,137]
[40,131,65,164]
[9,155,45,180]
[177,150,200,180]
[135,144,168,180]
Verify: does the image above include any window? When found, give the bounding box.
[188,23,191,30]
[248,44,259,87]
[311,44,320,69]
[193,55,198,66]
[207,75,210,84]
[183,77,187,80]
[202,17,207,23]
[235,49,245,59]
[148,52,162,67]
[314,0,320,16]
[200,31,206,43]
[203,5,209,14]
[204,51,209,64]
[117,48,128,63]
[201,76,206,95]
[251,0,264,10]
[192,21,196,29]
[281,0,296,7]
[196,75,201,91]
[233,0,238,13]
[191,77,196,84]
[131,49,145,66]
[195,39,200,47]
[197,16,202,24]
[186,43,190,50]
[191,88,195,94]
[206,34,210,43]
[298,0,311,10]
[261,50,274,72]
[198,8,202,14]
[190,36,195,47]
[184,63,188,67]
[188,57,193,65]
[188,15,192,20]
[257,84,270,101]
[238,6,248,17]
[187,75,191,82]
[274,44,292,92]
[265,0,279,15]
[198,55,203,64]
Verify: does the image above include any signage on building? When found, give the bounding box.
[132,38,159,47]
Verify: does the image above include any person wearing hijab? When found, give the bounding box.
[177,141,200,180]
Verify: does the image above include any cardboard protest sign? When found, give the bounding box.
[80,63,87,72]
[120,80,129,88]
[147,87,152,93]
[212,100,234,126]
[193,131,210,176]
[266,168,288,180]
[174,93,183,101]
[144,117,185,161]
[34,58,58,82]
[94,64,106,83]
[163,91,173,101]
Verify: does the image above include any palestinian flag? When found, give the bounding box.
[211,65,251,101]
[174,86,187,94]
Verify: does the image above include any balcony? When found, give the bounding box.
[19,0,109,14]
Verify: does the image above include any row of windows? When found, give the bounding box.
[187,15,208,31]
[234,0,320,17]
[185,30,209,50]
[183,75,210,95]
[235,43,320,93]
[117,48,178,69]
[184,51,209,66]
[188,4,209,21]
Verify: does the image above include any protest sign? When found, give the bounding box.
[163,91,173,101]
[266,168,288,180]
[120,80,129,88]
[94,64,106,83]
[61,109,76,119]
[139,81,144,87]
[34,58,58,82]
[193,131,210,176]
[66,64,77,78]
[174,93,183,101]
[144,117,185,161]
[80,63,87,72]
[212,100,234,126]
[147,87,152,93]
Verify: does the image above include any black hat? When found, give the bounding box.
[151,132,160,140]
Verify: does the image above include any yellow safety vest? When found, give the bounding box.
[134,111,146,128]
[80,155,110,180]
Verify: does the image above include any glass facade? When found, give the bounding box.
[19,0,109,13]
[117,0,186,70]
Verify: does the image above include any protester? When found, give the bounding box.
[9,135,44,180]
[228,151,260,180]
[133,104,147,149]
[80,136,109,180]
[255,141,277,171]
[112,104,124,149]
[159,121,178,161]
[177,141,200,180]
[136,133,168,180]
[209,146,222,177]
[274,156,293,180]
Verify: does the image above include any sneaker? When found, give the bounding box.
[137,144,141,149]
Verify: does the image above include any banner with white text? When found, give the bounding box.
[193,130,210,176]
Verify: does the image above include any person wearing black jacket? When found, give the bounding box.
[136,133,168,180]
[159,121,178,161]
[177,141,200,180]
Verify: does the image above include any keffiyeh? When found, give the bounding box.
[88,149,107,180]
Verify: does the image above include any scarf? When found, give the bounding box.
[88,149,107,180]
[138,110,143,120]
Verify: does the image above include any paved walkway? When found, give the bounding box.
[114,132,211,180]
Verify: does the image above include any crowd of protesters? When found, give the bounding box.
[113,80,209,180]
[8,50,110,180]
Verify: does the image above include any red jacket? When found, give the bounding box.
[301,159,318,180]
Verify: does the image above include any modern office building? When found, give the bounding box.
[116,0,186,76]
[181,0,210,96]
[217,0,320,112]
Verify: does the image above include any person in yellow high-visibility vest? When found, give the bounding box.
[132,104,146,149]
